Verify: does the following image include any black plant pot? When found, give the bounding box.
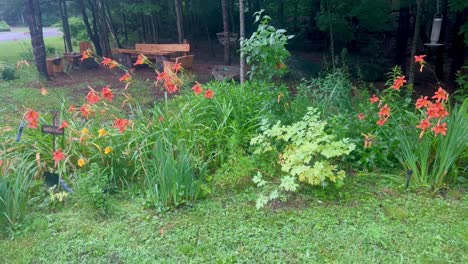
[44,172,59,187]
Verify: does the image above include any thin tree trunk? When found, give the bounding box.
[326,0,335,69]
[174,0,184,43]
[221,0,230,65]
[278,0,284,28]
[205,19,215,57]
[58,0,72,53]
[79,0,102,55]
[409,0,422,86]
[122,13,128,44]
[24,0,49,80]
[103,0,122,48]
[239,0,245,84]
[395,0,410,72]
[449,8,467,81]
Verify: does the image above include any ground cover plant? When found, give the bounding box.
[1,6,467,262]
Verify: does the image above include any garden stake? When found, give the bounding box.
[405,170,413,190]
[15,120,25,142]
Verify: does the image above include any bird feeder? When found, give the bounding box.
[424,10,443,47]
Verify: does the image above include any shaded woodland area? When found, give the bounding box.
[0,0,467,85]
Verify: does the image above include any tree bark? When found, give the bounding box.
[221,0,230,65]
[103,0,122,48]
[395,0,410,72]
[24,0,49,80]
[58,0,73,53]
[174,0,184,43]
[239,0,245,84]
[409,0,422,86]
[78,0,103,55]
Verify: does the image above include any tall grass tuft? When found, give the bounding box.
[396,98,468,189]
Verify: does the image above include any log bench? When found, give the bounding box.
[113,43,191,69]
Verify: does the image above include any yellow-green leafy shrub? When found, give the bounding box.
[251,107,355,208]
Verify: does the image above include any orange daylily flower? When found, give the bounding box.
[101,57,119,69]
[58,121,69,130]
[414,55,427,72]
[25,109,40,129]
[101,86,114,102]
[432,122,447,136]
[80,104,91,119]
[416,119,432,138]
[392,76,406,90]
[40,87,48,95]
[173,63,182,73]
[114,118,130,133]
[119,72,132,83]
[68,105,76,112]
[134,54,147,66]
[415,96,430,109]
[369,95,379,104]
[432,87,449,103]
[53,149,66,164]
[86,90,101,104]
[377,118,388,126]
[192,83,203,95]
[357,113,365,120]
[204,89,215,99]
[80,50,91,61]
[378,104,390,118]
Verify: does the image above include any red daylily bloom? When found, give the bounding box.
[192,83,203,95]
[101,57,118,69]
[80,104,91,119]
[414,55,427,72]
[369,95,379,104]
[416,119,432,138]
[80,50,90,61]
[134,54,147,66]
[426,102,448,120]
[357,113,365,120]
[204,89,215,99]
[101,86,114,102]
[53,149,65,163]
[156,71,168,82]
[173,63,182,73]
[114,118,130,133]
[40,87,48,95]
[25,109,40,129]
[377,118,388,126]
[432,122,447,136]
[164,80,179,94]
[415,96,430,109]
[86,90,101,104]
[68,105,76,112]
[119,72,132,83]
[58,121,69,130]
[432,87,449,103]
[392,76,406,90]
[378,104,390,118]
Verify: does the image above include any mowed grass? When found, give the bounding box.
[0,176,466,263]
[0,36,65,64]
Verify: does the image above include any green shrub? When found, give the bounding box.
[396,98,468,189]
[74,163,113,214]
[250,107,355,208]
[68,17,88,41]
[0,21,10,32]
[242,10,294,80]
[1,66,16,81]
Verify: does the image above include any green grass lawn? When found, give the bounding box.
[0,176,466,263]
[0,36,65,64]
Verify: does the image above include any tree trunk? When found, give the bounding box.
[103,0,122,48]
[174,0,184,43]
[278,0,284,28]
[24,0,49,80]
[78,0,102,55]
[395,0,410,72]
[58,0,73,53]
[221,0,230,65]
[239,0,245,84]
[409,0,422,86]
[449,8,467,81]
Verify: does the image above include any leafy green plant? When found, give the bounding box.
[0,144,35,232]
[242,10,294,80]
[74,163,112,214]
[1,66,16,81]
[396,98,468,189]
[250,107,355,208]
[0,21,10,32]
